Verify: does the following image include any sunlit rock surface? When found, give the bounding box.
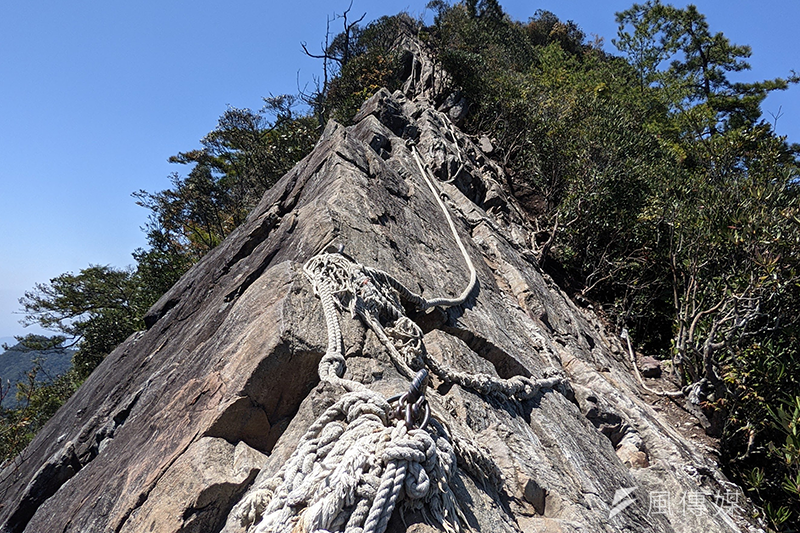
[0,32,761,533]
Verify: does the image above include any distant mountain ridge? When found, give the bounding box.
[0,339,73,408]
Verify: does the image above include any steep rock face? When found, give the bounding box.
[0,78,760,533]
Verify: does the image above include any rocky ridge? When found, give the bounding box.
[0,33,762,533]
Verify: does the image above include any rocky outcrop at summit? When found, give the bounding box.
[0,35,761,533]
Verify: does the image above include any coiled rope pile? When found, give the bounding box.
[234,141,566,533]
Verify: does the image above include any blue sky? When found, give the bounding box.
[1,0,798,338]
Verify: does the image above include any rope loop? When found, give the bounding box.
[237,387,459,533]
[237,129,570,533]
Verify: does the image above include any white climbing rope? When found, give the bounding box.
[306,251,566,402]
[234,132,567,533]
[443,117,466,184]
[410,143,477,309]
[236,388,461,533]
[621,328,683,398]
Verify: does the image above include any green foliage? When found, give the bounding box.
[18,265,153,380]
[727,336,800,436]
[615,0,798,135]
[723,335,800,528]
[525,9,585,55]
[426,2,800,526]
[135,97,318,262]
[0,336,72,409]
[320,15,409,124]
[326,47,403,124]
[1,355,79,462]
[761,390,800,530]
[765,502,792,531]
[658,131,799,386]
[770,395,800,469]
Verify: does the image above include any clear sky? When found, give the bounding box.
[1,0,798,338]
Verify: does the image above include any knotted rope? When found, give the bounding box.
[304,252,566,401]
[234,138,567,533]
[236,387,461,533]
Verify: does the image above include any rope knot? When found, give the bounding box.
[382,425,433,464]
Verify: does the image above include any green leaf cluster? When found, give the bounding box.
[425,1,799,526]
[135,97,318,262]
[5,98,319,462]
[319,15,410,124]
[1,337,78,462]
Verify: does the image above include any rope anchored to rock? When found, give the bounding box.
[303,250,566,401]
[234,136,567,533]
[235,380,461,533]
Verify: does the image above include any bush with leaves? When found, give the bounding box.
[425,2,800,527]
[19,265,153,380]
[0,337,78,463]
[8,97,320,462]
[135,97,318,263]
[313,14,410,124]
[762,394,800,529]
